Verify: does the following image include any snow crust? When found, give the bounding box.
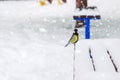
[0,0,120,80]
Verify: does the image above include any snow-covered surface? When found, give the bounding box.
[0,0,120,80]
[74,9,100,16]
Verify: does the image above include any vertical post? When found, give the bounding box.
[85,18,90,39]
[76,0,87,9]
[73,43,76,80]
[82,0,87,8]
[76,0,81,8]
[75,0,88,28]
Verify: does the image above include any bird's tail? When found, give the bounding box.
[65,42,70,47]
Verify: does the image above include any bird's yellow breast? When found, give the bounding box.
[70,35,79,44]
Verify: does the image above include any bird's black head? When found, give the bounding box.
[74,29,78,33]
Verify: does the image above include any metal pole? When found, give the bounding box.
[73,43,76,80]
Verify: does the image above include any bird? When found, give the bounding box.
[65,29,79,47]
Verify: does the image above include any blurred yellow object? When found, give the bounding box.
[39,0,46,6]
[57,0,62,5]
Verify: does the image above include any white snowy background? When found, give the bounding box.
[0,0,120,80]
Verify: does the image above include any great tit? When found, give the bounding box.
[65,29,79,47]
